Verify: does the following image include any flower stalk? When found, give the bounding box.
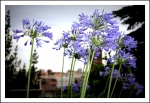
[70,58,76,98]
[27,38,34,98]
[80,51,91,98]
[68,56,75,97]
[110,62,122,98]
[61,48,66,98]
[81,47,96,98]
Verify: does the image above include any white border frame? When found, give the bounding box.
[1,1,149,102]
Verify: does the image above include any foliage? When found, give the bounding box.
[15,63,27,89]
[113,5,145,96]
[5,10,17,97]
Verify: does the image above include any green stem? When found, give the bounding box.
[68,56,75,97]
[80,65,88,98]
[119,85,123,98]
[102,76,110,97]
[110,62,122,98]
[107,62,115,98]
[80,51,91,98]
[129,90,133,98]
[80,65,86,95]
[82,47,96,98]
[27,38,34,98]
[61,48,65,98]
[70,58,76,98]
[107,50,119,98]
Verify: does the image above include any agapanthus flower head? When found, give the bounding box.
[99,66,110,77]
[122,35,138,51]
[99,66,121,79]
[122,73,144,96]
[135,83,144,96]
[118,50,137,68]
[13,19,53,48]
[53,31,71,50]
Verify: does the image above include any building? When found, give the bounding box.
[39,69,83,88]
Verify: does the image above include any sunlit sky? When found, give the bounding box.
[5,5,131,72]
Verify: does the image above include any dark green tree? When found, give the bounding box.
[113,5,145,97]
[5,10,23,97]
[5,10,16,97]
[15,63,27,89]
[13,46,22,70]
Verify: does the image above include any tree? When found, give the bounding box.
[5,10,17,97]
[5,10,23,97]
[13,46,22,70]
[15,63,27,89]
[113,5,145,97]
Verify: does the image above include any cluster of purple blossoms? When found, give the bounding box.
[62,83,90,93]
[107,50,137,68]
[121,74,144,96]
[122,35,138,51]
[117,50,137,68]
[13,19,53,48]
[99,66,120,79]
[53,9,124,64]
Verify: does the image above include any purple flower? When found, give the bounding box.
[102,13,117,25]
[107,55,114,64]
[13,19,53,47]
[78,13,92,28]
[53,31,71,50]
[126,57,137,68]
[112,69,119,79]
[118,50,137,68]
[43,32,53,40]
[62,86,67,92]
[99,72,103,76]
[122,73,144,96]
[102,13,114,20]
[122,35,138,51]
[22,19,30,25]
[72,83,79,93]
[99,66,110,77]
[135,84,144,96]
[13,29,23,34]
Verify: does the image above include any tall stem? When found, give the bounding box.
[80,65,86,95]
[82,47,96,98]
[68,56,75,97]
[110,62,122,98]
[70,58,76,98]
[61,48,65,98]
[107,61,115,98]
[101,76,110,97]
[80,51,91,98]
[107,50,119,98]
[27,38,34,98]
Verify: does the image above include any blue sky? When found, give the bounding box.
[5,5,129,72]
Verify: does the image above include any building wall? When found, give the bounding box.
[40,69,83,88]
[55,72,82,88]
